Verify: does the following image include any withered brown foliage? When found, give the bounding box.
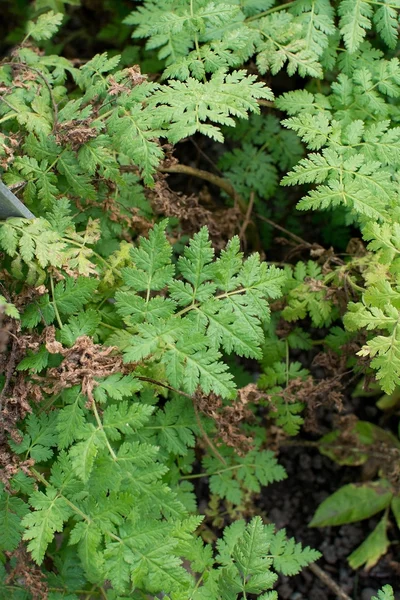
[312,348,349,377]
[0,315,45,486]
[149,175,241,250]
[195,384,263,455]
[42,328,131,407]
[108,66,147,96]
[0,309,134,482]
[269,370,345,434]
[75,193,153,239]
[277,348,362,433]
[0,313,41,433]
[55,118,97,150]
[0,133,20,170]
[5,546,48,600]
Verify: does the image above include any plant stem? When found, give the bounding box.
[158,164,243,208]
[245,1,296,22]
[50,274,64,329]
[255,212,316,248]
[308,563,352,600]
[92,400,117,460]
[194,402,227,466]
[239,190,255,241]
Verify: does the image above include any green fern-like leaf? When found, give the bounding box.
[373,586,395,600]
[118,223,286,398]
[204,448,286,505]
[26,11,63,42]
[339,0,373,53]
[0,485,29,552]
[22,487,73,563]
[149,70,273,143]
[269,529,321,575]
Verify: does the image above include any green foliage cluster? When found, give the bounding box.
[0,1,400,598]
[0,205,319,598]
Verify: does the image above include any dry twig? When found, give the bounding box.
[308,562,352,600]
[239,190,255,244]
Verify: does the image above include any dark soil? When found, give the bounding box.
[261,446,400,600]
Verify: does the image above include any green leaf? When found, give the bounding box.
[269,529,321,575]
[58,151,96,199]
[60,309,101,347]
[22,487,72,564]
[26,11,63,42]
[69,426,105,482]
[391,495,400,530]
[309,481,393,527]
[373,2,400,49]
[93,374,143,403]
[205,450,286,505]
[103,401,154,440]
[149,70,273,143]
[232,517,277,593]
[0,218,66,269]
[57,390,87,449]
[0,295,19,319]
[54,277,99,316]
[121,220,174,294]
[17,345,50,373]
[348,513,390,570]
[0,486,29,552]
[318,421,400,466]
[254,12,323,78]
[152,397,197,455]
[372,586,395,600]
[339,0,373,53]
[216,516,319,597]
[10,412,58,462]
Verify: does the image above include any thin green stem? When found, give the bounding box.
[30,467,124,543]
[175,302,196,318]
[245,1,295,22]
[92,400,117,460]
[285,339,289,388]
[190,0,202,62]
[0,111,17,124]
[99,587,108,600]
[174,287,250,318]
[189,573,205,599]
[100,321,120,332]
[50,274,63,329]
[91,108,115,124]
[0,96,20,115]
[181,462,259,480]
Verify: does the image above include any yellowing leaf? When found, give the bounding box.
[348,513,390,570]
